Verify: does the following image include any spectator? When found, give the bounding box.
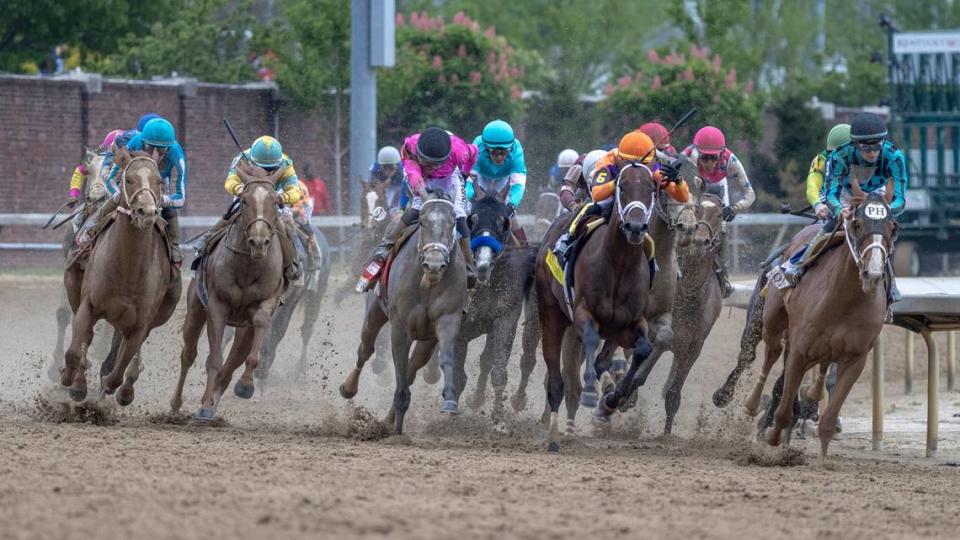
[302,163,332,215]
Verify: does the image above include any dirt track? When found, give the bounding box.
[2,273,959,540]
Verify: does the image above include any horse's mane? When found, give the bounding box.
[471,195,506,214]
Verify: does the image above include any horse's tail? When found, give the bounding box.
[521,243,540,301]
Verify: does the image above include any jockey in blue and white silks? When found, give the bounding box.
[467,119,529,244]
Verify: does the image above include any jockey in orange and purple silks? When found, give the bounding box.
[67,129,123,207]
[355,126,479,293]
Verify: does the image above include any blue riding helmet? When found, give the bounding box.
[251,136,284,168]
[141,118,176,147]
[481,119,515,149]
[137,113,162,133]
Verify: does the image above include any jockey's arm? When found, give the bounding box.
[589,167,615,202]
[104,161,122,200]
[161,144,186,209]
[465,173,476,201]
[662,178,690,203]
[823,151,849,218]
[276,165,302,206]
[727,156,756,212]
[887,148,909,216]
[507,172,526,208]
[224,153,245,196]
[69,164,86,199]
[559,164,583,210]
[806,153,826,207]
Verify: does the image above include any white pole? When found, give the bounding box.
[871,335,884,451]
[920,328,939,458]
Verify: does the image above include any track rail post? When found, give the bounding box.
[871,335,884,452]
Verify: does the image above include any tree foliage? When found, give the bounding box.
[377,11,532,142]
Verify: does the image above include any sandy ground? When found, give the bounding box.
[1,271,959,540]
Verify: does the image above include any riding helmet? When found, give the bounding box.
[850,113,887,141]
[826,123,851,150]
[137,113,161,132]
[377,145,401,165]
[250,136,284,168]
[417,127,452,163]
[141,118,176,148]
[557,148,579,168]
[481,119,515,149]
[617,130,656,163]
[639,122,670,147]
[693,126,726,155]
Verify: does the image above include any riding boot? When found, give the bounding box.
[553,202,600,262]
[713,231,734,298]
[459,236,478,290]
[280,220,304,283]
[884,259,900,323]
[191,216,232,271]
[77,198,118,248]
[355,217,407,293]
[162,209,182,278]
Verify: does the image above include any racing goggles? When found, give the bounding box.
[487,147,510,158]
[855,139,884,152]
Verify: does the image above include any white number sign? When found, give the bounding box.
[864,203,888,220]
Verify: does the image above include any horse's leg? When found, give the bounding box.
[743,301,787,416]
[663,346,697,436]
[202,327,254,414]
[50,290,72,381]
[598,334,654,417]
[105,329,147,406]
[801,361,829,403]
[437,313,464,414]
[390,324,414,434]
[171,293,206,414]
[561,328,583,430]
[714,272,767,407]
[456,336,476,408]
[255,288,297,385]
[574,317,602,408]
[340,299,388,399]
[510,310,541,412]
[632,312,674,387]
[816,355,866,462]
[98,327,121,386]
[542,310,567,452]
[297,288,323,376]
[768,349,805,447]
[62,297,96,402]
[407,339,438,377]
[234,308,274,400]
[197,306,229,419]
[488,319,518,422]
[371,325,390,375]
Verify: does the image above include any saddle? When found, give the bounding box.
[766,225,846,291]
[376,223,420,302]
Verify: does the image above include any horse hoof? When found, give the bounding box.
[547,442,560,454]
[115,387,134,406]
[580,391,598,408]
[592,408,611,423]
[233,381,255,399]
[194,408,216,422]
[712,388,731,408]
[440,400,460,415]
[339,383,357,400]
[511,393,527,412]
[611,358,627,374]
[68,387,87,402]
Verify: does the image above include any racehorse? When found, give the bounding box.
[339,193,468,433]
[452,196,538,420]
[61,148,180,405]
[661,193,724,434]
[716,185,897,461]
[535,163,658,452]
[170,163,286,419]
[253,226,331,389]
[532,191,563,241]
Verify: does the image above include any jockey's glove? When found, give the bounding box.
[661,159,683,182]
[722,205,737,222]
[506,203,516,218]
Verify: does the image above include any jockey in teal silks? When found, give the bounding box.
[467,119,529,245]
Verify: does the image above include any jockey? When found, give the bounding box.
[681,126,755,297]
[552,130,689,261]
[99,113,162,180]
[290,179,322,267]
[196,135,305,282]
[782,113,907,300]
[368,145,408,212]
[638,122,678,156]
[468,119,529,244]
[549,148,579,189]
[67,129,123,207]
[557,149,607,212]
[356,126,478,293]
[81,118,187,269]
[807,123,851,220]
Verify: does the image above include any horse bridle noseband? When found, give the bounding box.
[116,156,161,217]
[614,163,656,229]
[240,179,280,238]
[418,198,456,263]
[843,214,889,272]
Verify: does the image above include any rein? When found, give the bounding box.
[418,198,456,262]
[226,180,279,256]
[843,217,888,272]
[116,156,161,217]
[614,163,656,228]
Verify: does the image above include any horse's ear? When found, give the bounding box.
[235,160,256,183]
[884,177,894,204]
[468,214,478,229]
[501,215,510,232]
[114,146,131,169]
[269,165,286,183]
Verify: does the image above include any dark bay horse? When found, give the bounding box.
[717,188,896,461]
[339,194,468,433]
[452,196,538,420]
[61,148,180,404]
[535,163,658,452]
[171,164,287,419]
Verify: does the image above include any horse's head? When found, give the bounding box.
[614,163,657,245]
[847,189,897,294]
[467,196,511,285]
[113,147,163,230]
[363,183,388,227]
[418,191,457,286]
[236,162,284,259]
[691,193,723,253]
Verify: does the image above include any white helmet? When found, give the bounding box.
[557,148,578,168]
[377,145,401,165]
[581,149,606,180]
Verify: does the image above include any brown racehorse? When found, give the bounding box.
[61,148,180,405]
[721,186,896,461]
[171,163,286,419]
[535,163,657,452]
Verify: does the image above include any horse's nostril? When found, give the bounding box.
[439,263,447,271]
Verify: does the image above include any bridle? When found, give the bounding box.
[693,194,722,250]
[116,155,161,217]
[418,198,456,263]
[843,205,890,273]
[227,179,279,255]
[614,163,656,229]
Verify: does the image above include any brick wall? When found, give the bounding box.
[0,74,339,263]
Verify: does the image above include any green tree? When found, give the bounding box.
[377,11,533,142]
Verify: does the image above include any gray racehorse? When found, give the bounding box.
[452,196,538,420]
[339,193,468,433]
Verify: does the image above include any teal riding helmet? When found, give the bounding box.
[251,136,284,168]
[481,119,515,148]
[141,118,176,147]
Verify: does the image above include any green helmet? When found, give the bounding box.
[141,118,176,148]
[826,123,851,151]
[251,136,284,168]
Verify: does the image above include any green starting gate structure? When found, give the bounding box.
[886,27,960,275]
